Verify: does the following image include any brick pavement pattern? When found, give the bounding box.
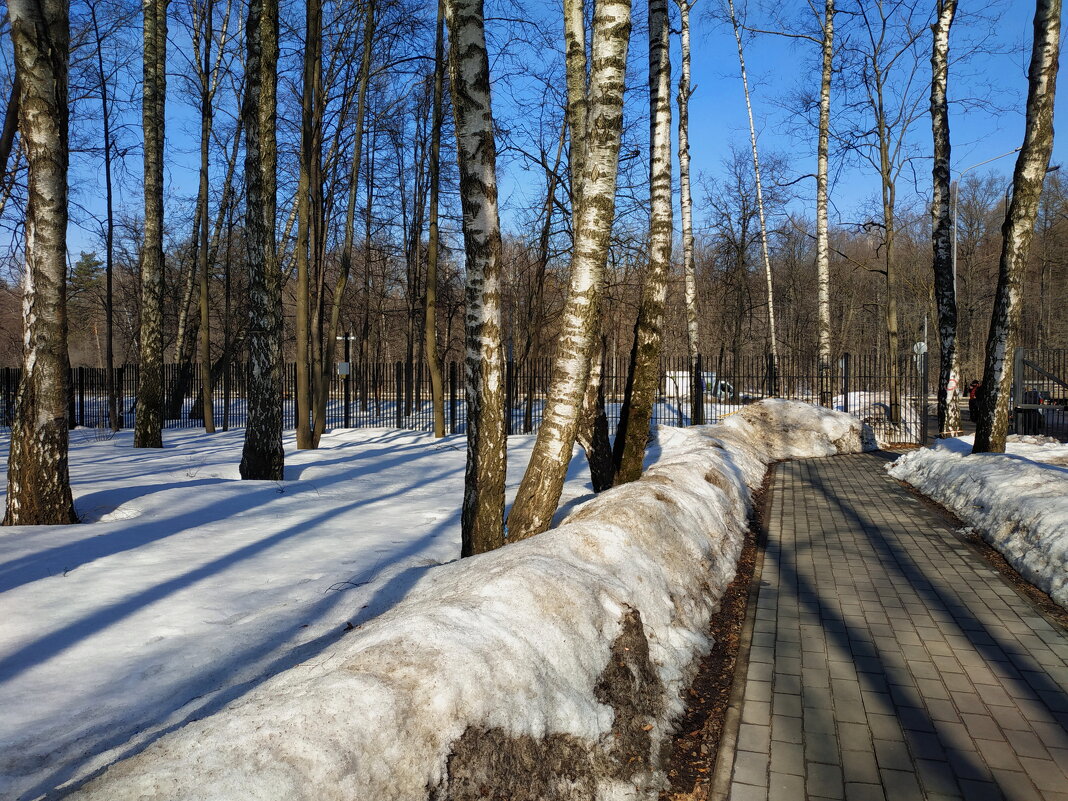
[728,452,1068,801]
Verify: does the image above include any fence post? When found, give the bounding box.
[449,361,458,434]
[840,353,851,413]
[343,333,352,428]
[505,358,514,436]
[78,367,85,427]
[920,351,930,446]
[395,361,403,428]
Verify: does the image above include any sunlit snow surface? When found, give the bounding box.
[888,435,1068,609]
[0,401,871,800]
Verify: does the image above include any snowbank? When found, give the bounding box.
[69,400,872,801]
[888,436,1068,610]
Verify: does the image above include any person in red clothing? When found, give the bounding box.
[968,380,981,422]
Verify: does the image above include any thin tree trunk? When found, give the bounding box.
[677,0,699,420]
[323,0,375,435]
[0,75,19,185]
[974,0,1061,453]
[727,0,778,388]
[294,0,320,449]
[425,0,446,438]
[444,0,507,555]
[816,0,834,406]
[613,0,671,485]
[239,0,284,479]
[135,0,168,448]
[931,0,960,438]
[88,1,120,430]
[506,0,632,540]
[4,0,77,524]
[198,0,215,433]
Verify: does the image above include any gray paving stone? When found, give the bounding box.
[729,455,1068,801]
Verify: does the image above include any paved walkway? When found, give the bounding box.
[727,452,1068,801]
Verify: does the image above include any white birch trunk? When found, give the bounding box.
[444,0,507,555]
[974,0,1061,453]
[816,0,834,405]
[931,0,961,437]
[4,0,77,524]
[677,0,701,422]
[727,0,778,386]
[507,0,632,541]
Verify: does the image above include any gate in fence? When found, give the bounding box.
[0,350,932,445]
[1012,348,1068,437]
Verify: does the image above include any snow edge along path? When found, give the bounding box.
[70,400,874,801]
[888,438,1068,610]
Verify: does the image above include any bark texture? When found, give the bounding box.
[239,0,284,480]
[507,0,632,541]
[613,0,671,485]
[134,0,168,448]
[677,0,700,423]
[974,0,1061,453]
[444,0,507,555]
[930,0,961,437]
[4,0,77,525]
[816,0,834,405]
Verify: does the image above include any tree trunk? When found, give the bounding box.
[727,0,778,389]
[506,0,632,541]
[4,0,77,524]
[239,0,284,480]
[323,0,375,436]
[816,0,834,406]
[198,0,215,433]
[444,0,507,555]
[974,0,1061,453]
[135,0,168,448]
[613,0,671,486]
[931,0,961,438]
[294,0,321,449]
[425,0,446,438]
[88,1,120,431]
[677,0,700,424]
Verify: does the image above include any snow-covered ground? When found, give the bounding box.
[0,427,597,800]
[888,435,1068,609]
[1,401,872,800]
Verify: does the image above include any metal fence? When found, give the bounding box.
[0,350,935,445]
[1012,348,1068,437]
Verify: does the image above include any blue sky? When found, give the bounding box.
[65,0,1065,257]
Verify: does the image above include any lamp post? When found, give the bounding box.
[952,147,1022,297]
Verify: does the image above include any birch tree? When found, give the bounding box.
[726,0,778,390]
[444,0,507,555]
[134,0,168,448]
[974,0,1061,453]
[677,0,700,421]
[4,0,77,524]
[195,0,216,434]
[613,0,671,485]
[238,0,284,480]
[815,0,834,404]
[930,0,961,437]
[506,0,632,541]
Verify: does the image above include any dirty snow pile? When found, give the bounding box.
[888,435,1068,609]
[4,400,869,801]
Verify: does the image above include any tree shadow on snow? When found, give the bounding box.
[21,513,455,801]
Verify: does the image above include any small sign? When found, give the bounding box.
[337,362,351,376]
[913,341,928,355]
[947,378,958,392]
